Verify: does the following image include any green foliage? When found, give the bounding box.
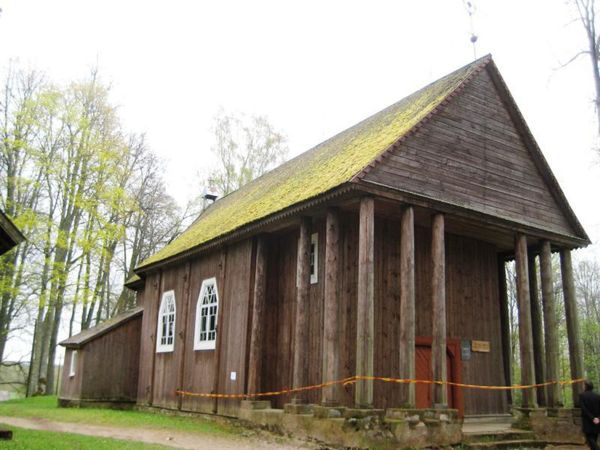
[0,425,170,449]
[208,110,289,196]
[0,65,183,395]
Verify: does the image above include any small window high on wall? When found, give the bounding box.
[69,350,77,377]
[194,278,219,350]
[156,290,176,353]
[310,232,318,284]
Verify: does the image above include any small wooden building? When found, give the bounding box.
[0,210,24,256]
[58,306,142,408]
[61,55,589,420]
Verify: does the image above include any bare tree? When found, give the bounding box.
[567,0,600,137]
[207,111,288,196]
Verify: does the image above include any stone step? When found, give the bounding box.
[464,414,514,425]
[464,439,546,449]
[462,430,536,443]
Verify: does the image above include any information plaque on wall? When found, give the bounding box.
[460,340,471,361]
[471,340,490,353]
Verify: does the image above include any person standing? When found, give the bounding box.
[580,380,600,450]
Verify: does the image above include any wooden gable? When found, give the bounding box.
[361,64,586,242]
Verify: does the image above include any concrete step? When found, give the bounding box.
[462,430,536,443]
[465,439,546,449]
[464,414,514,425]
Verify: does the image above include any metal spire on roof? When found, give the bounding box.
[463,0,478,59]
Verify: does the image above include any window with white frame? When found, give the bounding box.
[69,350,78,377]
[156,290,176,353]
[310,232,318,284]
[194,278,219,350]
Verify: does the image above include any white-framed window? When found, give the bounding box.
[310,232,318,284]
[194,278,219,350]
[69,350,78,377]
[156,290,176,353]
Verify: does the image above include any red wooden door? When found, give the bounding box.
[415,343,454,409]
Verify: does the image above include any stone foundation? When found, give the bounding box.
[529,408,585,445]
[239,402,462,448]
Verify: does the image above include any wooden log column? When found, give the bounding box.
[356,197,375,408]
[322,208,341,405]
[399,206,416,407]
[292,217,311,403]
[498,257,513,406]
[514,234,537,408]
[431,213,447,407]
[560,249,584,407]
[539,241,562,407]
[247,235,268,396]
[528,254,546,407]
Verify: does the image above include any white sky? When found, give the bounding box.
[1,1,600,359]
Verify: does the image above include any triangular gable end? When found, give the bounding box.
[136,57,492,271]
[359,62,589,245]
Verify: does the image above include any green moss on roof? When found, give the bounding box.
[125,273,141,285]
[137,57,489,270]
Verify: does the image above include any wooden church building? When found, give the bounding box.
[60,55,589,420]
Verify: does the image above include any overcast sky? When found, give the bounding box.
[1,1,600,357]
[2,0,598,240]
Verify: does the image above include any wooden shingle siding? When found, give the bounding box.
[363,68,576,238]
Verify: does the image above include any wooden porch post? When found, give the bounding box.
[515,234,537,408]
[247,235,268,395]
[560,249,584,407]
[539,241,562,407]
[528,254,546,407]
[399,206,416,406]
[498,257,512,406]
[356,197,375,408]
[322,208,341,405]
[292,217,311,403]
[431,213,447,407]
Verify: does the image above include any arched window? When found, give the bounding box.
[194,278,219,350]
[156,290,176,353]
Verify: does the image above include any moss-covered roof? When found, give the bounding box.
[137,56,490,270]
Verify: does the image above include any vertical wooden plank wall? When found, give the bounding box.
[180,252,222,413]
[81,316,142,402]
[138,214,507,416]
[261,216,506,415]
[217,240,253,416]
[152,264,187,409]
[137,272,161,405]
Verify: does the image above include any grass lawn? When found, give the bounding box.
[0,425,172,449]
[0,396,239,436]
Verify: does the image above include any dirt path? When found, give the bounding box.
[0,416,318,450]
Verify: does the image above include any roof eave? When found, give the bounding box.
[134,184,359,274]
[356,179,590,250]
[59,306,143,348]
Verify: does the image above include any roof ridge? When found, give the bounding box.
[352,55,492,181]
[136,55,499,271]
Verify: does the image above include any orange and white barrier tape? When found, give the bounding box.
[175,375,586,399]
